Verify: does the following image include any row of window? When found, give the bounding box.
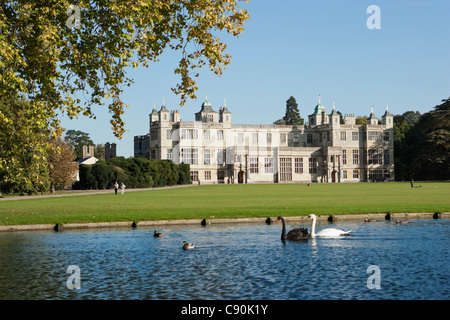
[170,148,390,167]
[163,147,390,168]
[190,170,224,182]
[159,129,390,144]
[341,149,390,165]
[190,169,390,182]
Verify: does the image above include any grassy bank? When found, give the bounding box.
[0,182,449,226]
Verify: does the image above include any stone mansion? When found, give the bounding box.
[134,97,394,184]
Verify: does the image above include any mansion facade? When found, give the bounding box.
[134,98,394,184]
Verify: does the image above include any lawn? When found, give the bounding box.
[0,182,449,226]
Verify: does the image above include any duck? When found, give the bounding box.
[153,231,162,237]
[395,220,409,224]
[364,218,377,222]
[182,241,195,250]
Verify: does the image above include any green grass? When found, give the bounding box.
[0,182,449,226]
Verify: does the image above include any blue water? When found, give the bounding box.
[0,218,448,300]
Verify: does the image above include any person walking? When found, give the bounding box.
[121,182,126,195]
[114,181,119,195]
[410,178,414,188]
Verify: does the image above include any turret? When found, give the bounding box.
[159,104,170,123]
[368,105,378,125]
[330,102,340,128]
[308,95,326,127]
[150,105,159,127]
[219,99,231,128]
[195,97,218,123]
[171,110,181,123]
[382,104,393,128]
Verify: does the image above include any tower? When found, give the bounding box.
[150,102,159,127]
[82,145,95,158]
[219,99,231,128]
[195,96,218,123]
[308,95,327,126]
[368,105,379,125]
[105,142,117,161]
[382,104,394,128]
[330,101,340,128]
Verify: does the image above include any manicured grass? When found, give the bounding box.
[0,182,449,226]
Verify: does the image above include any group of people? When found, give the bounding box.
[114,181,126,195]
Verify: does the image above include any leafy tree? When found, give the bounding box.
[1,1,248,192]
[282,96,304,125]
[48,138,78,190]
[91,162,115,189]
[355,116,368,125]
[409,98,450,180]
[336,111,345,124]
[393,99,450,181]
[0,96,52,195]
[178,163,192,185]
[74,164,97,190]
[64,130,94,159]
[393,110,422,180]
[95,144,106,161]
[1,1,250,139]
[273,118,286,125]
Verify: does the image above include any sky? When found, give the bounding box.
[58,0,450,158]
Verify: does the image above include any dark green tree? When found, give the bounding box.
[282,96,304,125]
[0,96,52,195]
[393,110,422,180]
[409,98,450,180]
[64,130,95,159]
[336,111,345,124]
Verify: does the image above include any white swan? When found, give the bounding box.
[307,214,351,238]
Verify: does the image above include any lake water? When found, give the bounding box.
[0,218,448,300]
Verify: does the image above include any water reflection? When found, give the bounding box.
[0,218,448,300]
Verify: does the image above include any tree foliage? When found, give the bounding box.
[282,96,304,125]
[74,157,191,190]
[355,116,367,125]
[394,99,450,181]
[64,129,94,159]
[0,96,52,194]
[0,0,250,138]
[48,137,78,190]
[1,1,248,192]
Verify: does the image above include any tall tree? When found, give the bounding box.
[283,96,304,125]
[95,144,106,162]
[409,98,450,180]
[393,99,450,181]
[1,1,249,192]
[0,96,51,195]
[64,130,94,159]
[48,138,78,190]
[393,111,422,180]
[355,116,368,125]
[0,1,250,138]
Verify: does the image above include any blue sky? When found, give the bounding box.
[59,0,450,158]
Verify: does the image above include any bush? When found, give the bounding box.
[74,157,191,189]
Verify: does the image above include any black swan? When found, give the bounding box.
[153,231,162,237]
[276,216,310,241]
